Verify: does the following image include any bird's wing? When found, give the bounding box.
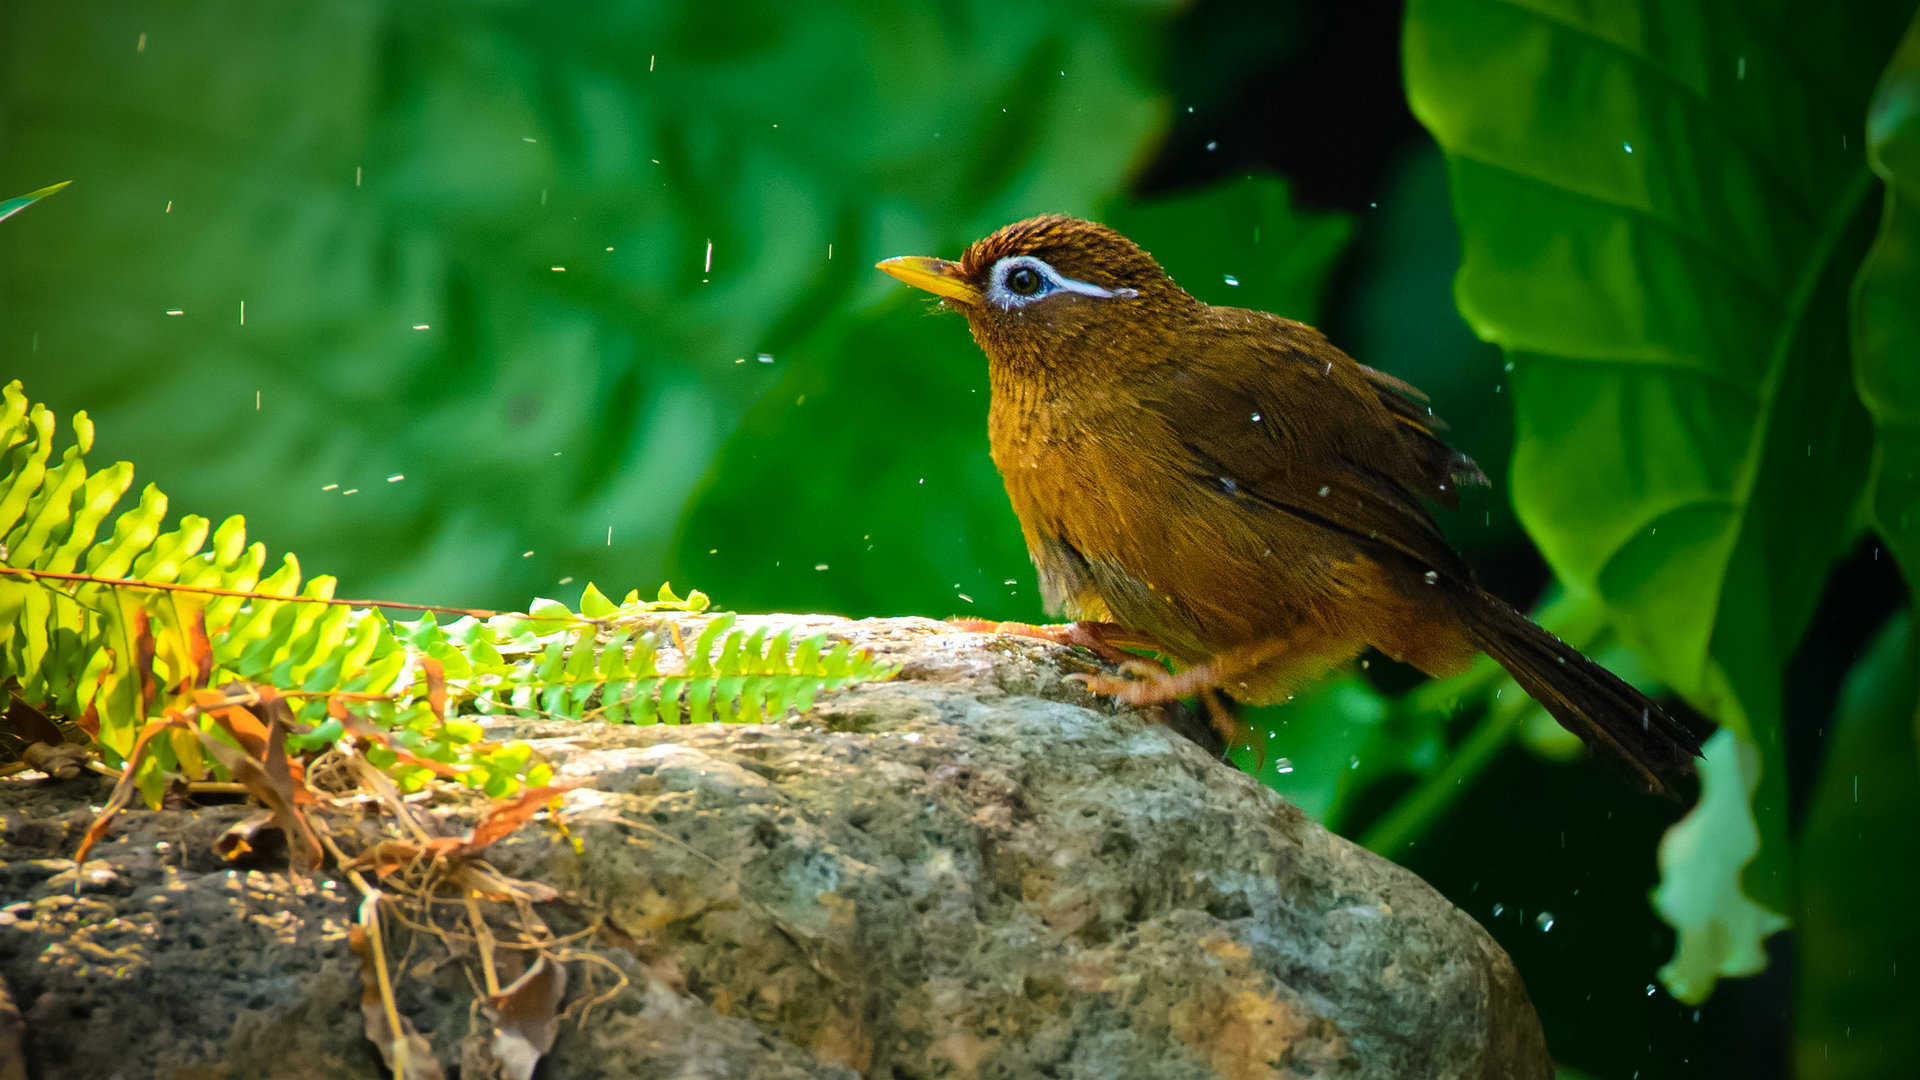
[1144,313,1480,582]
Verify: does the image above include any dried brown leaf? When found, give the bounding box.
[128,599,157,721]
[213,810,283,864]
[192,729,324,871]
[421,656,448,720]
[458,785,578,857]
[2,695,64,747]
[73,715,176,864]
[475,956,566,1080]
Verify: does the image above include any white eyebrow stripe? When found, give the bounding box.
[987,255,1138,309]
[1052,273,1118,298]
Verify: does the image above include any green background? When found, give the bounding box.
[5,1,1916,1075]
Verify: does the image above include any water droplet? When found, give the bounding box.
[814,563,829,571]
[1205,140,1218,152]
[1250,412,1262,422]
[1317,485,1330,496]
[1535,911,1555,932]
[1623,142,1634,154]
[1491,903,1506,917]
[1423,570,1439,584]
[757,353,775,364]
[1273,758,1294,775]
[1646,984,1658,997]
[1348,755,1360,770]
[1222,274,1240,287]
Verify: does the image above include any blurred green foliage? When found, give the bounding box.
[1406,0,1917,1007]
[4,2,1918,1075]
[1794,612,1920,1078]
[1,0,1176,607]
[1856,15,1920,612]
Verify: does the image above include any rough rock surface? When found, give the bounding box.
[0,615,1551,1079]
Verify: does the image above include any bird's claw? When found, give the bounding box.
[1065,670,1136,702]
[1065,659,1174,704]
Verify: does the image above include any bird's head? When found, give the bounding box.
[877,215,1202,377]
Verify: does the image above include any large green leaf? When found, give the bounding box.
[1648,728,1787,1003]
[0,1,1176,609]
[1792,613,1920,1077]
[1405,0,1911,996]
[1855,11,1920,607]
[1406,0,1901,722]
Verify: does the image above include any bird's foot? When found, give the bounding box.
[1068,668,1266,768]
[1065,660,1219,706]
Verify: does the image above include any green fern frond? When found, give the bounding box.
[1,380,896,807]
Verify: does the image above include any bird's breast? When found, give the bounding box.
[986,376,1370,658]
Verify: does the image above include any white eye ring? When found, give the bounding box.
[985,255,1137,309]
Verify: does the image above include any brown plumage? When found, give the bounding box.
[879,214,1702,795]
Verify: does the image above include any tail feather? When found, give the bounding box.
[1455,587,1703,797]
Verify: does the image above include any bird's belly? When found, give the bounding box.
[1009,456,1364,662]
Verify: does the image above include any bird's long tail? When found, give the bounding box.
[1453,586,1703,797]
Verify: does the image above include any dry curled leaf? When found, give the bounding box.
[2,695,65,748]
[461,956,567,1080]
[20,742,88,780]
[212,810,284,864]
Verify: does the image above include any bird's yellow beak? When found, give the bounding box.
[876,256,981,307]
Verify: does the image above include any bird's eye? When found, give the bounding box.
[986,254,1121,309]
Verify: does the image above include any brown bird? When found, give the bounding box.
[878,214,1702,795]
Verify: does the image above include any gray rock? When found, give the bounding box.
[0,615,1549,1078]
